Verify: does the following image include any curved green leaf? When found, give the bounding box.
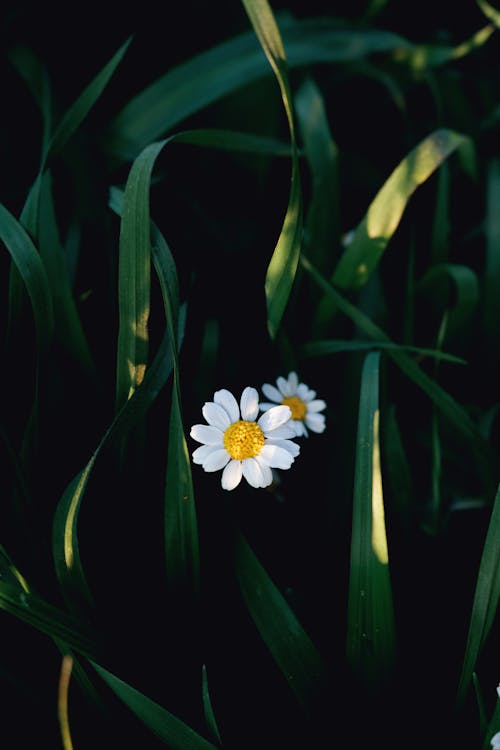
[235,530,327,714]
[92,662,218,750]
[242,0,302,338]
[457,483,500,704]
[0,201,54,351]
[332,129,469,291]
[346,351,396,690]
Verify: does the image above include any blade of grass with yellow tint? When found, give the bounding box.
[92,662,218,750]
[332,129,469,292]
[456,483,500,705]
[235,529,327,715]
[346,351,396,690]
[242,0,302,338]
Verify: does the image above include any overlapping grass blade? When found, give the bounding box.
[52,332,174,614]
[235,529,327,714]
[332,129,469,291]
[92,662,218,750]
[152,226,200,597]
[300,338,466,364]
[242,0,302,338]
[300,255,491,485]
[0,578,95,659]
[0,201,54,351]
[346,351,396,689]
[456,483,500,704]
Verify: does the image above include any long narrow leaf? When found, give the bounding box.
[92,662,218,750]
[0,201,54,351]
[346,351,396,689]
[235,529,327,714]
[456,483,500,704]
[242,0,302,338]
[332,129,469,291]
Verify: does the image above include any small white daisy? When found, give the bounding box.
[190,386,300,491]
[260,371,326,437]
[491,732,500,749]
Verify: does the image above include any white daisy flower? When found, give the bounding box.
[491,732,500,749]
[260,371,326,437]
[190,386,300,491]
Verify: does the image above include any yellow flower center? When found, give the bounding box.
[223,420,265,460]
[281,395,307,421]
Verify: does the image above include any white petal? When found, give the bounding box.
[265,438,300,458]
[258,402,275,412]
[192,444,220,464]
[190,424,224,445]
[254,456,273,486]
[258,444,294,470]
[221,460,242,490]
[297,383,316,401]
[287,371,299,392]
[242,457,265,488]
[307,399,326,413]
[240,386,259,421]
[264,423,296,439]
[202,402,231,430]
[261,383,282,403]
[258,405,292,433]
[305,413,326,433]
[277,375,292,396]
[214,389,240,422]
[203,449,231,472]
[293,420,308,437]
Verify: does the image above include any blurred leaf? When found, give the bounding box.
[483,158,500,340]
[105,17,413,161]
[417,262,479,339]
[477,0,500,27]
[332,129,469,292]
[38,170,96,378]
[0,201,54,352]
[7,45,52,151]
[235,530,327,714]
[92,662,218,750]
[300,338,467,364]
[457,483,500,704]
[242,0,302,338]
[346,351,396,690]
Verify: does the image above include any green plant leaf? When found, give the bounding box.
[0,201,54,352]
[332,129,469,292]
[456,483,500,704]
[300,338,466,364]
[346,351,396,690]
[242,0,302,338]
[300,254,492,488]
[235,529,327,714]
[202,665,222,746]
[92,662,218,750]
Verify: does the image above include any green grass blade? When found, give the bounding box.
[202,665,222,746]
[300,338,467,364]
[0,201,54,352]
[92,662,218,750]
[417,262,479,338]
[235,529,327,715]
[346,351,396,690]
[332,129,469,292]
[477,0,500,26]
[7,45,52,152]
[45,36,132,160]
[483,158,500,340]
[300,255,491,484]
[115,140,165,410]
[152,227,200,598]
[242,0,302,338]
[456,483,500,704]
[53,332,174,614]
[38,170,96,377]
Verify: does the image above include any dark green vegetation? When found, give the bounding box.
[1,1,500,747]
